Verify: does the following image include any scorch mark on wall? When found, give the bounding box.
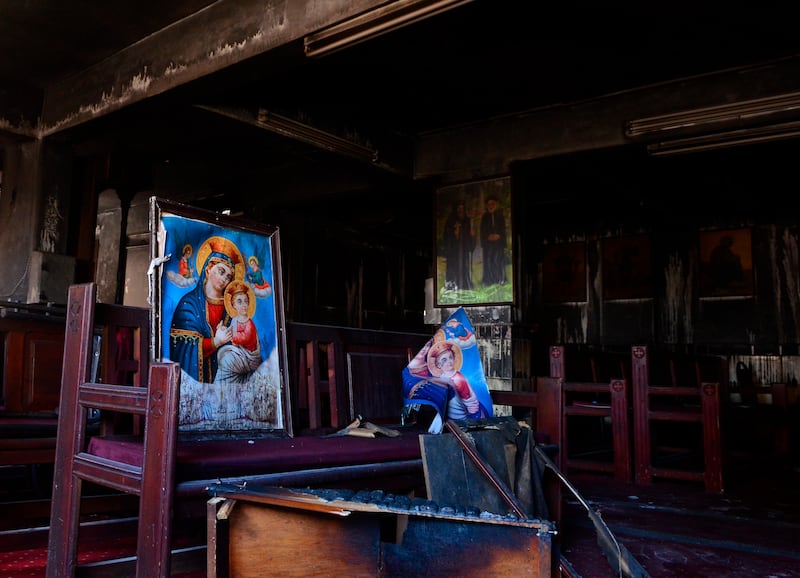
[41,68,155,135]
[164,61,188,76]
[208,30,263,58]
[555,305,588,344]
[663,252,693,344]
[40,194,63,253]
[775,226,800,344]
[40,27,268,137]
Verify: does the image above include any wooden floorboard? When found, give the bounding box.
[559,466,800,577]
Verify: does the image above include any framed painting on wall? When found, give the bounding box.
[542,242,587,303]
[435,177,513,306]
[149,197,292,437]
[699,228,754,298]
[602,235,653,300]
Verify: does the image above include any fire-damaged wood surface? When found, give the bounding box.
[207,483,554,577]
[558,470,800,578]
[421,424,520,517]
[420,418,555,522]
[442,419,529,518]
[2,464,799,576]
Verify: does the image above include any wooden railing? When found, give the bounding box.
[286,322,430,432]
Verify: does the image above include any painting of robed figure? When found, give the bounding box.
[435,177,513,306]
[149,197,291,437]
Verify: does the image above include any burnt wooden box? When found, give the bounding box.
[207,484,554,577]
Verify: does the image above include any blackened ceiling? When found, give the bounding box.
[2,1,800,192]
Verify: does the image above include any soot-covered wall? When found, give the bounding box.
[514,141,800,356]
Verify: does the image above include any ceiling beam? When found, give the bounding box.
[38,0,387,136]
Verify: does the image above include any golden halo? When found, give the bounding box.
[195,236,245,282]
[182,244,193,256]
[427,341,463,376]
[224,280,257,319]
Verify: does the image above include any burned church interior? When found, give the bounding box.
[1,1,800,576]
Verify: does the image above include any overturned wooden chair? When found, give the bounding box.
[46,283,180,577]
[541,345,632,481]
[630,344,725,493]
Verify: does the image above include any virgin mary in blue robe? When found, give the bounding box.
[169,237,241,383]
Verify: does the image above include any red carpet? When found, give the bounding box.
[0,522,205,578]
[559,470,800,577]
[0,535,137,578]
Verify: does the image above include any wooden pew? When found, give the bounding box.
[0,433,60,466]
[489,388,541,431]
[630,345,725,493]
[287,322,430,432]
[487,384,564,530]
[542,345,632,481]
[0,305,66,469]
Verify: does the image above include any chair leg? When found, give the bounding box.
[46,476,84,578]
[701,382,723,493]
[631,346,653,485]
[136,363,180,578]
[536,377,564,471]
[609,379,632,481]
[47,284,97,578]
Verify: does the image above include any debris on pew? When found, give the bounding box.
[323,415,401,438]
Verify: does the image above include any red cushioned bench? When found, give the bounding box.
[88,428,424,493]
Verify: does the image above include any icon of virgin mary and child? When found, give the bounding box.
[165,235,280,429]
